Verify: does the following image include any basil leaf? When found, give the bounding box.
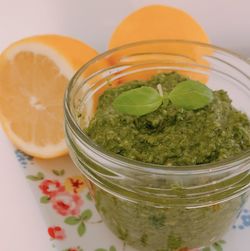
[113,86,162,116]
[168,80,214,110]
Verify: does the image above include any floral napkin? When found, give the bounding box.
[15,149,250,251]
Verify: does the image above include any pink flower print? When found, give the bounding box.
[51,192,83,216]
[48,226,65,240]
[64,247,83,251]
[39,179,64,197]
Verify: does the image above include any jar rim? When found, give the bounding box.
[64,39,250,176]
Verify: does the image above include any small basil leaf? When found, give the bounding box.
[168,80,214,110]
[113,86,162,116]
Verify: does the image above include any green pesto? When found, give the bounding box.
[94,187,245,251]
[83,72,250,251]
[87,72,250,166]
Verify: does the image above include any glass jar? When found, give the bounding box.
[64,40,250,251]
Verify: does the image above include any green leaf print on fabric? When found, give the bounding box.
[202,240,226,251]
[95,246,117,251]
[40,196,50,204]
[77,222,86,237]
[64,209,93,237]
[64,216,81,225]
[52,169,65,176]
[26,172,44,181]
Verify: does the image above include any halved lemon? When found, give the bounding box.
[0,35,98,158]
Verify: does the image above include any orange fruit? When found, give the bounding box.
[108,5,210,83]
[0,34,98,158]
[109,5,209,49]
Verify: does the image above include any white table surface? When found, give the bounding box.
[0,0,250,250]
